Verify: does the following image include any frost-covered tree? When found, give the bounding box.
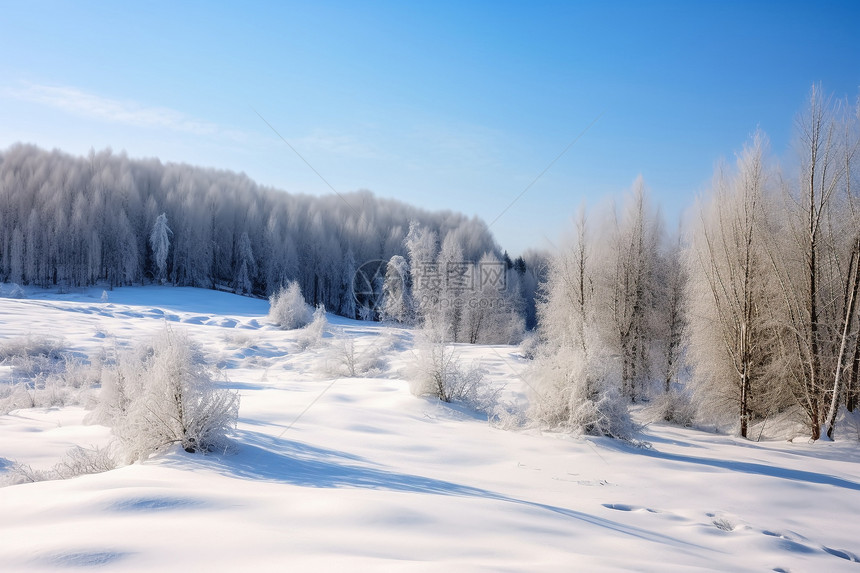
[654,229,687,394]
[837,98,860,419]
[380,254,411,323]
[686,132,772,438]
[460,252,524,344]
[404,220,439,321]
[24,209,39,284]
[234,231,256,295]
[766,87,860,439]
[0,145,501,314]
[9,227,23,285]
[597,178,661,402]
[436,233,466,341]
[339,249,357,319]
[528,207,633,439]
[150,213,172,284]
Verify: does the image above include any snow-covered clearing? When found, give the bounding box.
[1,286,860,571]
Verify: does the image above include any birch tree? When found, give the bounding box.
[767,86,852,439]
[686,132,771,438]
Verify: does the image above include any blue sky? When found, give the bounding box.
[1,1,859,255]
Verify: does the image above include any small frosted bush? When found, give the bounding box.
[527,343,635,441]
[0,335,67,362]
[1,445,117,486]
[268,281,312,330]
[96,327,239,462]
[645,390,696,428]
[323,330,388,377]
[296,305,328,350]
[409,324,496,411]
[0,336,99,414]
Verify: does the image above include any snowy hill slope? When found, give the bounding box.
[1,287,860,572]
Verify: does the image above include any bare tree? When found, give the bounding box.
[656,228,687,394]
[686,132,770,438]
[767,86,853,439]
[598,177,661,402]
[845,98,860,414]
[825,233,860,438]
[825,96,860,437]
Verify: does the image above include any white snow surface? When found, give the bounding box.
[1,286,860,572]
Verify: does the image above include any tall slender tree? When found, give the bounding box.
[150,212,172,284]
[686,132,770,438]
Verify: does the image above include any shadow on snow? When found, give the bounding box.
[599,438,860,492]
[174,429,706,552]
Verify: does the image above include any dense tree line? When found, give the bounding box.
[0,144,506,319]
[531,85,860,440]
[377,220,532,344]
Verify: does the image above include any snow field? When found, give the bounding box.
[1,286,860,571]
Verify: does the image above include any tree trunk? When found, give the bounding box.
[826,238,860,439]
[848,338,860,412]
[740,368,750,439]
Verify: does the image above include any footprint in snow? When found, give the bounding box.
[602,503,660,513]
[704,512,741,532]
[44,551,130,568]
[109,496,204,512]
[822,546,860,562]
[758,528,857,562]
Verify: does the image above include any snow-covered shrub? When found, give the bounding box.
[489,404,529,430]
[0,336,100,414]
[51,445,117,479]
[296,305,328,350]
[409,324,496,411]
[0,335,67,363]
[358,304,374,321]
[0,384,36,414]
[640,389,696,428]
[86,343,145,426]
[97,327,239,461]
[5,283,26,299]
[1,445,117,486]
[268,281,312,330]
[323,330,388,377]
[527,343,634,440]
[518,330,540,360]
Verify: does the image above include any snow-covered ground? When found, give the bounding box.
[1,286,860,571]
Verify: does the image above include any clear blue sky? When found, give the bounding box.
[1,1,858,255]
